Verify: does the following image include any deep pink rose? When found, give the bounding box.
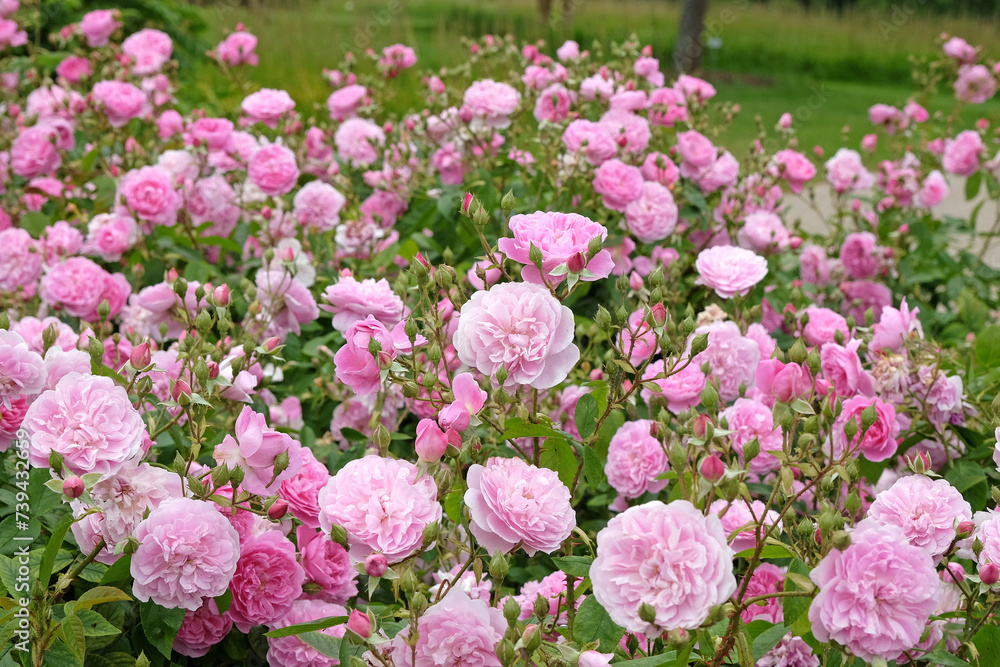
[498,211,613,285]
[227,531,304,632]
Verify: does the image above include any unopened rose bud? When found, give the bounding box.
[503,597,521,624]
[365,553,388,578]
[213,283,230,306]
[347,609,372,638]
[327,523,349,547]
[521,624,541,653]
[628,272,644,291]
[63,476,85,499]
[957,520,975,539]
[130,342,151,369]
[700,455,725,484]
[637,602,657,624]
[980,562,999,586]
[207,361,220,379]
[268,499,288,520]
[567,252,587,273]
[171,379,191,400]
[263,337,280,352]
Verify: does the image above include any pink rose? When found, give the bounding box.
[390,588,505,667]
[755,358,811,404]
[56,56,92,84]
[174,599,233,658]
[641,357,706,414]
[871,298,922,353]
[772,149,816,193]
[624,181,678,243]
[591,500,735,634]
[640,151,679,187]
[721,397,784,473]
[599,108,650,153]
[118,165,182,226]
[0,330,46,403]
[454,282,579,389]
[327,83,368,121]
[463,79,521,128]
[832,396,899,462]
[318,455,441,562]
[11,124,61,179]
[296,525,358,604]
[592,159,644,212]
[676,129,717,178]
[213,405,303,496]
[438,372,488,432]
[801,306,849,347]
[840,231,880,279]
[80,9,120,47]
[0,228,43,293]
[647,87,687,127]
[121,29,172,76]
[820,339,875,397]
[824,148,874,193]
[248,143,299,196]
[466,456,575,556]
[562,119,616,165]
[694,321,760,403]
[320,276,403,333]
[917,170,948,208]
[556,40,580,61]
[605,419,668,501]
[227,531,304,632]
[533,84,574,123]
[868,474,971,558]
[378,43,417,76]
[241,88,295,127]
[92,80,147,127]
[41,257,129,322]
[695,245,768,298]
[498,211,613,285]
[415,418,449,462]
[942,130,984,177]
[266,600,348,667]
[799,244,831,285]
[216,30,258,67]
[131,498,241,610]
[943,36,977,63]
[676,74,716,102]
[334,117,385,166]
[333,314,397,396]
[710,498,782,553]
[279,448,330,529]
[954,64,997,104]
[737,212,789,253]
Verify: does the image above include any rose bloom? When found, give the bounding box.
[711,498,782,553]
[333,314,397,396]
[121,29,173,75]
[56,55,92,84]
[279,447,331,529]
[465,456,575,555]
[318,455,441,562]
[562,119,616,165]
[831,396,899,462]
[592,159,644,212]
[695,245,768,298]
[390,588,505,667]
[772,149,816,193]
[867,474,971,559]
[641,357,706,414]
[605,419,668,501]
[591,500,735,634]
[809,520,938,662]
[624,181,678,243]
[454,282,579,389]
[497,211,614,285]
[871,299,922,355]
[248,143,299,196]
[647,87,687,127]
[740,563,784,624]
[533,84,574,123]
[820,339,875,397]
[9,316,77,354]
[737,212,789,253]
[25,373,144,475]
[801,306,849,347]
[118,165,182,226]
[0,228,43,293]
[824,148,874,193]
[327,83,367,121]
[641,151,680,187]
[954,64,997,104]
[84,213,137,261]
[721,398,784,473]
[0,330,46,404]
[214,405,303,496]
[942,130,984,177]
[267,599,348,667]
[241,88,295,127]
[840,231,880,279]
[227,531,304,632]
[80,9,120,47]
[599,108,651,153]
[131,498,241,610]
[173,599,232,658]
[676,129,717,178]
[320,276,403,333]
[10,124,61,179]
[943,36,977,62]
[917,170,948,208]
[41,257,129,322]
[254,269,320,340]
[463,79,521,128]
[296,525,358,603]
[694,321,760,403]
[755,359,811,405]
[617,310,657,365]
[92,80,147,127]
[190,117,234,152]
[334,117,385,166]
[90,459,182,548]
[216,30,258,67]
[841,280,892,327]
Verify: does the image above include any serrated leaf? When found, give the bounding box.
[444,485,465,524]
[551,555,592,577]
[500,418,567,441]
[572,596,624,652]
[98,554,131,584]
[139,600,186,658]
[923,650,972,667]
[574,393,599,439]
[76,586,132,610]
[734,544,793,560]
[58,614,86,663]
[39,515,74,588]
[75,609,121,637]
[751,623,788,661]
[789,399,814,415]
[540,438,577,489]
[782,560,812,632]
[298,631,342,656]
[265,615,348,638]
[975,326,1000,370]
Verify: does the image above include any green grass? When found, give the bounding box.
[183,0,1000,151]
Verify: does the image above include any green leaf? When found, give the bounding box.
[572,596,624,652]
[139,600,186,658]
[751,624,788,661]
[551,555,593,577]
[671,637,696,667]
[298,631,342,657]
[574,393,600,439]
[576,443,606,489]
[734,544,793,559]
[215,589,232,615]
[789,399,814,415]
[75,609,122,637]
[975,325,1000,369]
[444,485,465,524]
[38,515,74,588]
[966,170,983,200]
[19,212,51,237]
[945,460,988,493]
[974,624,1000,661]
[500,418,568,441]
[75,585,132,610]
[265,615,348,638]
[609,654,676,667]
[40,638,82,667]
[540,438,577,489]
[98,554,132,585]
[783,560,813,637]
[58,614,86,664]
[923,650,972,667]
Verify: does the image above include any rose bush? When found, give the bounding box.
[1,10,1000,667]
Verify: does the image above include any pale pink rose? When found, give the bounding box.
[591,500,735,634]
[801,306,849,347]
[617,309,657,365]
[605,419,668,501]
[710,498,782,553]
[390,588,505,667]
[904,100,928,123]
[562,119,616,165]
[721,398,784,473]
[694,321,760,403]
[190,117,234,152]
[41,346,89,391]
[871,299,922,353]
[278,448,329,529]
[868,475,971,558]
[697,151,740,193]
[56,56,92,84]
[463,79,521,128]
[40,257,129,322]
[9,316,77,353]
[831,396,899,462]
[746,322,777,359]
[641,357,706,414]
[454,282,579,389]
[333,314,396,396]
[0,330,46,403]
[431,141,464,185]
[578,652,613,667]
[318,455,441,562]
[25,85,83,120]
[498,211,613,285]
[755,358,811,404]
[556,40,580,61]
[213,405,303,496]
[740,563,784,624]
[254,268,319,340]
[647,87,687,127]
[378,43,416,76]
[942,130,984,177]
[809,520,938,662]
[320,276,403,333]
[915,367,965,428]
[773,149,816,193]
[121,29,172,76]
[0,228,43,292]
[522,64,554,90]
[579,74,614,101]
[326,83,368,121]
[824,148,874,193]
[226,531,304,632]
[623,181,678,243]
[955,64,997,103]
[248,143,299,196]
[92,80,147,127]
[131,498,241,610]
[533,84,574,123]
[695,245,768,298]
[334,117,385,166]
[466,456,575,556]
[174,599,232,658]
[917,170,948,207]
[216,30,258,67]
[820,339,875,397]
[0,17,26,48]
[90,459,182,548]
[80,9,120,47]
[676,129,717,178]
[841,280,892,325]
[737,212,789,253]
[611,90,648,111]
[241,88,294,127]
[640,151,679,187]
[0,393,27,452]
[118,165,182,226]
[599,108,651,153]
[10,124,62,179]
[592,158,643,212]
[675,74,716,103]
[869,103,907,134]
[943,36,977,63]
[438,372,488,432]
[267,600,348,667]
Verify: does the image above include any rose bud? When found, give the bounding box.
[980,562,999,586]
[267,499,288,520]
[129,342,151,369]
[365,553,388,578]
[347,609,372,639]
[63,476,85,499]
[699,455,725,484]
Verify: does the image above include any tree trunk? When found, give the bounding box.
[673,0,710,74]
[538,0,552,21]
